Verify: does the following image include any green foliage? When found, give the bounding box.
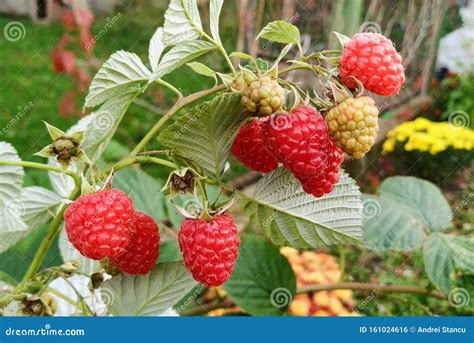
[257,21,301,45]
[241,168,364,248]
[85,51,150,108]
[223,236,296,316]
[0,0,471,317]
[157,240,182,264]
[150,41,216,81]
[102,262,196,316]
[0,224,62,282]
[364,176,471,295]
[364,176,452,252]
[158,93,247,177]
[113,168,166,224]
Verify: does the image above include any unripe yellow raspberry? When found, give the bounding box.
[240,76,285,116]
[326,96,379,159]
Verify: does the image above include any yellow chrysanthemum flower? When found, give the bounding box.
[383,117,474,155]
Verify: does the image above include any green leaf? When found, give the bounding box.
[186,62,217,82]
[423,233,454,294]
[363,195,426,252]
[444,236,474,274]
[102,262,197,316]
[158,240,182,264]
[240,168,364,248]
[149,27,165,72]
[230,51,256,61]
[58,226,99,275]
[363,176,454,252]
[150,41,216,82]
[19,186,62,228]
[113,168,166,224]
[0,270,17,286]
[257,21,301,45]
[158,93,247,177]
[0,224,62,281]
[85,51,150,108]
[0,186,62,255]
[162,0,202,46]
[223,236,296,316]
[82,90,138,163]
[209,0,223,45]
[379,176,452,231]
[0,142,26,234]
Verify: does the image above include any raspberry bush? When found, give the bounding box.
[0,1,471,317]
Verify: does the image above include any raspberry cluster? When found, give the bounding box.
[232,105,344,198]
[64,189,160,275]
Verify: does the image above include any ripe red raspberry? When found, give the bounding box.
[64,189,135,260]
[339,33,405,96]
[295,139,344,197]
[231,118,279,173]
[110,212,160,275]
[263,106,330,177]
[179,214,240,287]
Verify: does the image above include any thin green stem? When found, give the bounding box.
[297,43,304,59]
[59,276,93,316]
[0,160,80,188]
[339,246,346,278]
[296,282,446,300]
[46,287,77,307]
[216,44,237,76]
[156,79,183,98]
[107,156,178,177]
